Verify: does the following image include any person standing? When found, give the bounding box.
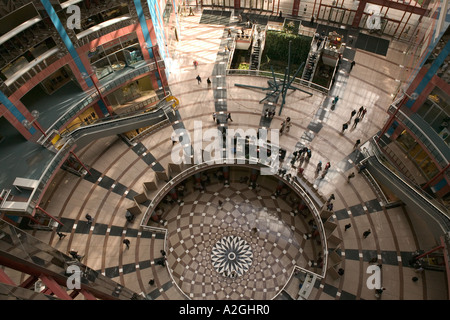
[363,229,371,238]
[193,60,198,69]
[213,112,217,122]
[316,161,322,174]
[85,213,93,225]
[123,238,130,249]
[344,223,352,231]
[207,77,211,88]
[310,15,315,26]
[350,109,357,120]
[354,139,361,149]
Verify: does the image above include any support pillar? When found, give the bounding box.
[39,274,73,300]
[35,205,64,227]
[70,151,92,176]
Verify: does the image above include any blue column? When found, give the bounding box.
[406,32,450,108]
[134,0,154,58]
[146,0,168,61]
[40,0,93,88]
[0,92,35,135]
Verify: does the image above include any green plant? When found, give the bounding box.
[260,31,312,75]
[238,63,249,70]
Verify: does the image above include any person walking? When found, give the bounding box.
[227,113,233,122]
[207,77,211,88]
[285,117,292,132]
[310,15,315,26]
[280,119,286,135]
[349,60,355,72]
[350,109,357,120]
[352,116,360,129]
[327,202,333,211]
[363,229,371,239]
[347,172,355,183]
[85,213,93,225]
[342,122,348,133]
[213,112,216,122]
[56,232,66,240]
[354,139,361,149]
[332,96,339,105]
[361,107,367,120]
[227,28,232,37]
[357,105,364,117]
[193,60,198,69]
[344,223,352,231]
[123,238,130,249]
[327,193,335,203]
[196,74,202,84]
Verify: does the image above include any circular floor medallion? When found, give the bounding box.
[211,235,253,278]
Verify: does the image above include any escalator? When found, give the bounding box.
[362,141,450,239]
[56,96,178,151]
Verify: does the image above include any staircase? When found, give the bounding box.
[249,24,267,71]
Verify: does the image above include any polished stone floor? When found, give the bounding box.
[3,8,448,300]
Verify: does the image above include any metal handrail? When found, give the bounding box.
[388,106,449,167]
[367,136,450,227]
[42,60,162,137]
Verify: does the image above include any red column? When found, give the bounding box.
[352,0,367,28]
[39,274,73,300]
[292,0,300,16]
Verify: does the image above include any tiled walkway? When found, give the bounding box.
[4,9,448,300]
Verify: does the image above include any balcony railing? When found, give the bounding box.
[387,104,449,168]
[42,60,161,137]
[140,157,328,280]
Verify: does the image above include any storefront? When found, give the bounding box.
[88,32,144,80]
[105,76,157,113]
[396,129,440,180]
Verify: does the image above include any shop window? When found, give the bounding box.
[78,4,130,32]
[41,66,72,95]
[88,33,144,80]
[417,87,450,141]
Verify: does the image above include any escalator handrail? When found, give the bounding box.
[366,136,450,224]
